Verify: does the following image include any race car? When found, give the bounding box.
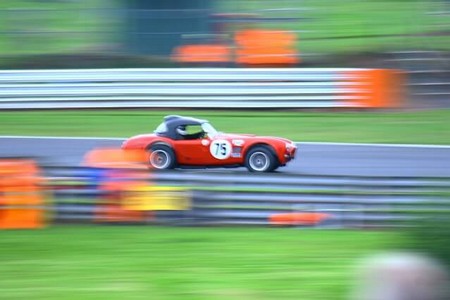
[121,115,296,172]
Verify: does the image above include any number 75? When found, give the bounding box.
[214,142,227,155]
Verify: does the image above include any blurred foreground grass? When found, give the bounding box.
[0,226,402,300]
[0,109,449,144]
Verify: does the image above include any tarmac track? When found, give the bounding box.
[0,136,450,177]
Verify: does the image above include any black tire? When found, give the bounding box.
[148,144,176,170]
[245,146,278,172]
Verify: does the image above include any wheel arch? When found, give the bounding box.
[244,142,279,163]
[146,141,174,151]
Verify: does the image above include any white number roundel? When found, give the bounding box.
[210,140,232,160]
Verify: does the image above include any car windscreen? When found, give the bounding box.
[201,122,219,138]
[183,124,203,134]
[154,122,167,134]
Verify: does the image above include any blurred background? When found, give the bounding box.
[0,0,449,66]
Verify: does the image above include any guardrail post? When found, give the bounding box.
[0,159,46,229]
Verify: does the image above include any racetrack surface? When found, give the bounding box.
[1,136,449,177]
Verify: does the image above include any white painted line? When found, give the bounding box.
[0,135,125,141]
[1,135,450,149]
[298,141,450,149]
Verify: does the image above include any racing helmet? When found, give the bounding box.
[176,125,188,136]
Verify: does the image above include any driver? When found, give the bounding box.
[176,125,204,140]
[176,125,188,137]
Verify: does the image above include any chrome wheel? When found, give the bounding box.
[149,149,171,169]
[249,151,270,172]
[245,146,278,172]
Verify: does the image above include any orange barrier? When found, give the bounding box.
[234,29,299,66]
[343,69,404,108]
[0,159,45,229]
[172,44,232,63]
[82,148,149,223]
[172,29,299,66]
[96,173,148,223]
[83,148,148,169]
[269,212,330,226]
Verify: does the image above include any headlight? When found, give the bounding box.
[285,143,294,150]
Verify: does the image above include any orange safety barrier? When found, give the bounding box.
[342,69,405,108]
[0,159,45,229]
[82,148,150,223]
[96,174,147,223]
[172,44,232,63]
[234,29,300,66]
[172,29,300,66]
[83,148,148,169]
[269,212,330,226]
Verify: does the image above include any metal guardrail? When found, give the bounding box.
[0,68,372,109]
[387,51,450,105]
[45,167,450,228]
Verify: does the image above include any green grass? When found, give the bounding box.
[0,1,449,57]
[0,109,449,144]
[0,0,120,56]
[0,226,403,300]
[219,0,450,54]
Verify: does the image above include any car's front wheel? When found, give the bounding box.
[245,146,278,172]
[148,144,176,170]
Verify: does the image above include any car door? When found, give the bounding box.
[174,138,214,165]
[176,136,241,166]
[205,137,242,165]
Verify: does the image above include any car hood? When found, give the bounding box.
[217,133,294,144]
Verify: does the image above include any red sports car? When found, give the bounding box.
[122,115,297,172]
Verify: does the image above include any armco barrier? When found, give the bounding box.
[43,167,449,228]
[0,68,403,109]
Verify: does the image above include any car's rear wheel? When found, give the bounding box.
[148,144,176,170]
[245,146,278,172]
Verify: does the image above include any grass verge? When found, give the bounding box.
[0,109,449,144]
[0,226,403,300]
[1,1,449,57]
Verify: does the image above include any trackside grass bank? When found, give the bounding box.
[2,1,449,56]
[0,109,449,145]
[0,226,403,300]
